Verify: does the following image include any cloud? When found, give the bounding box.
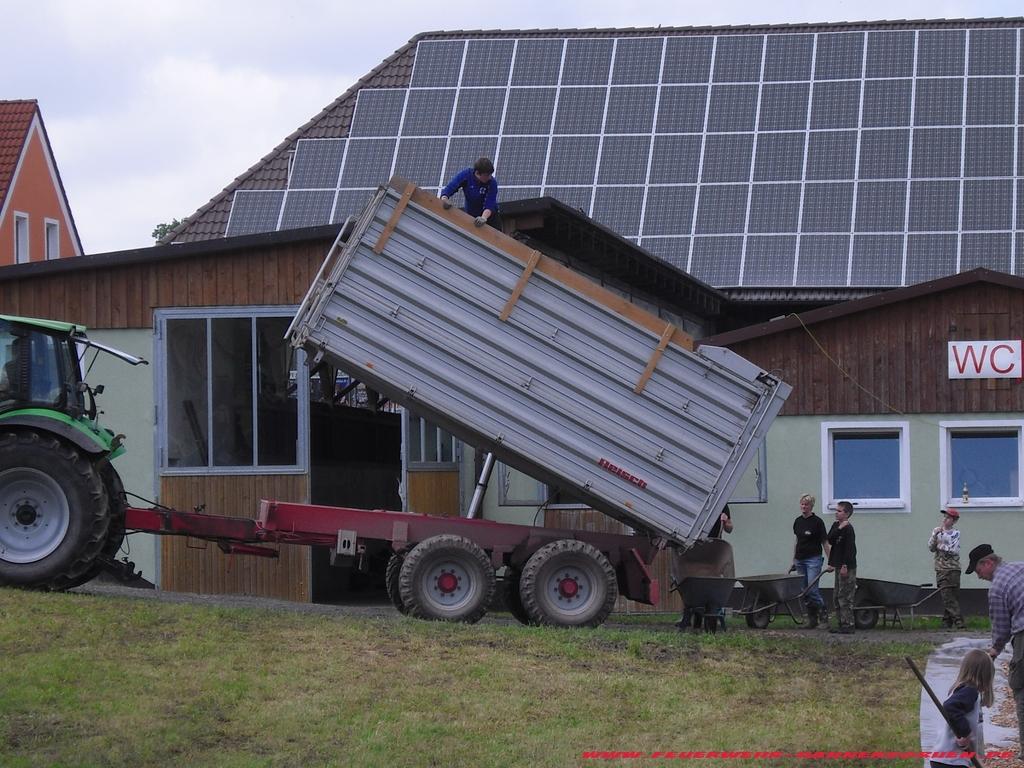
[48,54,353,253]
[14,0,1024,254]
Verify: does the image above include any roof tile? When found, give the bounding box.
[0,100,38,210]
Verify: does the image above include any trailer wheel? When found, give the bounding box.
[0,432,109,589]
[386,551,409,615]
[500,569,533,626]
[745,607,772,629]
[399,535,495,623]
[854,606,879,630]
[519,540,617,628]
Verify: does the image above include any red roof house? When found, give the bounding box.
[0,100,82,265]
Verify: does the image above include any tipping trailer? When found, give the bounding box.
[278,177,789,625]
[10,178,790,629]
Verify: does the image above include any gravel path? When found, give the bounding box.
[75,582,985,644]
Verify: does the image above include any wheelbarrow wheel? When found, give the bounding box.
[854,606,879,630]
[745,606,772,629]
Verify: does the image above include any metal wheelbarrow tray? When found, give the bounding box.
[736,572,822,629]
[852,578,940,630]
[677,576,737,633]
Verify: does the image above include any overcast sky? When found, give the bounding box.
[5,0,1022,254]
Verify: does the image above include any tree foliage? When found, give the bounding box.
[151,218,182,242]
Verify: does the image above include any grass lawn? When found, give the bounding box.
[0,589,937,768]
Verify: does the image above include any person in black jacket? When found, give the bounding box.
[791,493,830,629]
[825,500,856,634]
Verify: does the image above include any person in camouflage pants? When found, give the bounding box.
[929,508,964,629]
[826,501,857,634]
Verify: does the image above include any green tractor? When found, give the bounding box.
[0,315,145,589]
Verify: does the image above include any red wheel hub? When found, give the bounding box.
[436,571,459,594]
[558,577,579,599]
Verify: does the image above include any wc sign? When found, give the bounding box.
[948,340,1022,379]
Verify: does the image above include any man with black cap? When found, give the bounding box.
[967,543,1024,758]
[929,508,964,629]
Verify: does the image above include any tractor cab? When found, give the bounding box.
[0,316,83,414]
[0,314,145,422]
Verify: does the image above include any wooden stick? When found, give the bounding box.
[634,323,676,394]
[372,182,415,254]
[498,250,541,321]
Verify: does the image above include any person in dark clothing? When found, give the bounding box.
[825,500,856,634]
[708,504,733,539]
[440,157,499,228]
[791,493,830,629]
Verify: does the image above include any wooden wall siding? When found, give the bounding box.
[406,471,460,517]
[726,284,1024,416]
[0,242,328,328]
[543,508,681,614]
[160,473,310,601]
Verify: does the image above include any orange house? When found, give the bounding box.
[0,100,82,265]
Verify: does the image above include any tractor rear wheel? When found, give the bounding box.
[51,465,127,590]
[0,432,109,589]
[519,540,617,628]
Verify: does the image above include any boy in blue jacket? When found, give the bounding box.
[440,157,499,228]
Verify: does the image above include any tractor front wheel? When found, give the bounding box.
[0,432,109,589]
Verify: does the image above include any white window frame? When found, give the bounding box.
[497,461,546,506]
[821,421,910,512]
[401,410,459,471]
[44,218,59,260]
[939,420,1024,508]
[13,212,29,264]
[155,306,308,475]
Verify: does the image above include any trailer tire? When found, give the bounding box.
[386,551,409,615]
[500,570,534,626]
[854,606,879,630]
[519,540,617,628]
[0,432,110,589]
[50,465,127,590]
[399,535,495,623]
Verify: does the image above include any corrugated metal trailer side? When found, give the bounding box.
[289,178,791,548]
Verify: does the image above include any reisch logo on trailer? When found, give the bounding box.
[598,458,648,489]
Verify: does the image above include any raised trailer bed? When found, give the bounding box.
[125,500,658,628]
[852,578,940,630]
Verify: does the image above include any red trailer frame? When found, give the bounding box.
[124,500,660,626]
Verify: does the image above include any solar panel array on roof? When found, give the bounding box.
[226,27,1024,288]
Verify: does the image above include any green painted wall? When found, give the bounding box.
[474,412,1021,598]
[85,329,157,584]
[730,414,1023,593]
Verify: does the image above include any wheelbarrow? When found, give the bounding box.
[736,570,825,629]
[669,539,736,633]
[676,576,737,632]
[852,578,941,630]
